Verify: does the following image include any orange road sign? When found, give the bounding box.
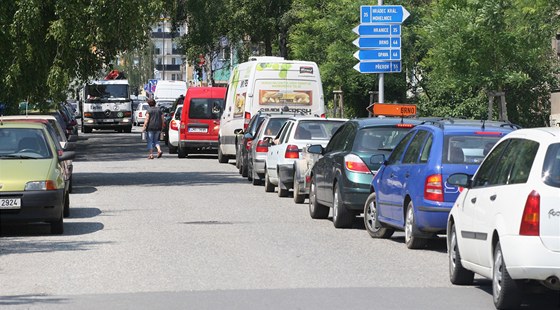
[371,103,417,116]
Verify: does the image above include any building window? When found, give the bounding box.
[172,58,177,65]
[158,58,162,65]
[172,74,177,81]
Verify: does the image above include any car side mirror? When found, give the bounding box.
[234,128,244,135]
[447,173,471,188]
[243,132,253,140]
[59,151,75,161]
[307,144,324,155]
[63,142,76,151]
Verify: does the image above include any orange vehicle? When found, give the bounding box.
[178,87,227,158]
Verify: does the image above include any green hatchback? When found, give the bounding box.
[0,121,74,234]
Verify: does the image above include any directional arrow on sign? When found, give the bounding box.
[352,24,401,36]
[353,49,401,61]
[361,5,410,24]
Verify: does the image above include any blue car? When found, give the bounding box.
[365,119,520,249]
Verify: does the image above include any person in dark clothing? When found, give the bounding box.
[142,98,164,159]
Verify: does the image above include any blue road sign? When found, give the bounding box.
[353,49,401,61]
[353,37,401,49]
[353,24,401,36]
[361,5,410,24]
[353,61,402,73]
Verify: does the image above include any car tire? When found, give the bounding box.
[50,211,64,235]
[264,169,275,192]
[178,145,187,158]
[448,223,474,285]
[218,147,229,163]
[277,178,289,197]
[364,192,394,238]
[332,185,353,228]
[63,191,70,218]
[241,161,249,178]
[293,173,305,204]
[493,241,522,309]
[309,176,329,219]
[405,201,428,249]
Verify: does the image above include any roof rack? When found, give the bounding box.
[418,117,522,130]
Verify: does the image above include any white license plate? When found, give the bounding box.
[0,198,21,209]
[103,119,114,123]
[188,128,207,133]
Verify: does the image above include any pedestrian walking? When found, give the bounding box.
[142,98,164,159]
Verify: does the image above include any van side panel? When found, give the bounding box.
[219,59,325,157]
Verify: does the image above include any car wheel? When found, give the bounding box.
[50,211,64,235]
[241,160,249,178]
[405,201,427,249]
[332,185,353,228]
[493,241,522,309]
[309,176,329,219]
[264,169,275,192]
[178,145,187,158]
[449,223,474,285]
[63,191,70,218]
[218,147,229,163]
[364,192,394,238]
[293,173,305,204]
[277,178,289,197]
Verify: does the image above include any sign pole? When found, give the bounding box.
[378,0,384,104]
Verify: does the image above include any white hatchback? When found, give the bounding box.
[133,102,149,126]
[446,127,560,309]
[167,104,182,154]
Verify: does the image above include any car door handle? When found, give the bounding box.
[490,194,497,201]
[471,197,477,203]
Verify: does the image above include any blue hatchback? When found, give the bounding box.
[365,119,520,249]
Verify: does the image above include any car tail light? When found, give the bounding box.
[124,111,132,117]
[245,139,253,151]
[474,131,502,135]
[84,112,92,118]
[320,113,326,118]
[424,174,444,202]
[244,112,251,130]
[396,123,415,128]
[139,112,143,118]
[256,140,269,153]
[25,180,57,191]
[170,120,178,131]
[520,190,540,236]
[344,154,371,174]
[285,144,300,159]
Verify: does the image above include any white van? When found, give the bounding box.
[218,56,326,163]
[153,80,187,101]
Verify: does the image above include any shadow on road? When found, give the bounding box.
[474,278,560,309]
[0,295,68,307]
[0,220,104,238]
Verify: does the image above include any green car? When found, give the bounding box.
[0,121,75,234]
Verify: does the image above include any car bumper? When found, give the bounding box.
[83,119,132,129]
[500,235,560,281]
[0,190,64,223]
[278,164,295,188]
[416,201,453,233]
[253,157,266,175]
[179,140,218,149]
[341,172,372,211]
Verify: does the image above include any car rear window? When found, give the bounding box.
[353,126,411,152]
[188,98,225,120]
[0,128,52,159]
[443,135,502,164]
[294,120,344,140]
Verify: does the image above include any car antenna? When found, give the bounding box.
[481,119,486,130]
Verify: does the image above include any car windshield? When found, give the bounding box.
[443,135,502,164]
[353,126,411,152]
[294,120,345,140]
[0,128,52,159]
[85,84,128,100]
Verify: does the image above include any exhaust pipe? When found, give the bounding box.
[542,276,560,290]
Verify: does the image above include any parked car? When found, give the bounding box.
[0,121,75,234]
[265,117,346,198]
[246,114,291,185]
[167,104,183,154]
[236,112,269,178]
[134,102,149,126]
[446,127,560,309]
[307,117,423,228]
[366,119,520,249]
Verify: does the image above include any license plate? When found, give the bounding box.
[0,198,21,209]
[103,119,114,123]
[188,128,207,133]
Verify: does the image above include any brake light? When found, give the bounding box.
[396,123,415,128]
[344,154,371,173]
[139,112,142,118]
[255,140,269,153]
[285,144,300,159]
[519,190,540,236]
[244,112,251,130]
[424,174,443,202]
[170,120,178,131]
[245,139,253,151]
[320,113,326,118]
[474,131,502,135]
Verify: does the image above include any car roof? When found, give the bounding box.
[1,114,57,121]
[500,127,560,141]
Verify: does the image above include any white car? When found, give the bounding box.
[446,127,560,309]
[133,102,149,126]
[264,117,346,198]
[168,104,182,154]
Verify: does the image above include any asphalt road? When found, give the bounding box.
[0,128,558,309]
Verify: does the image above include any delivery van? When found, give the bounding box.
[217,56,326,163]
[177,87,227,158]
[153,80,187,101]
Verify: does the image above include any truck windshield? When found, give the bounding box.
[86,84,128,101]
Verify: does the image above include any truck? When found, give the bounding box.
[81,76,133,133]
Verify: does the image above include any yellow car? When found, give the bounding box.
[0,121,75,234]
